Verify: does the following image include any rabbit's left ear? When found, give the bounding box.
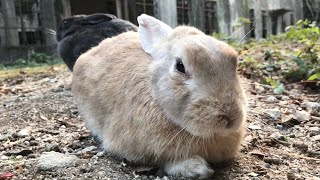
[138,14,172,55]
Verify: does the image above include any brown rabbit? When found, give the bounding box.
[72,14,247,179]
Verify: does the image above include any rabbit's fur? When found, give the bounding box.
[72,14,246,179]
[57,13,137,71]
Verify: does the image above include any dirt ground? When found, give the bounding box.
[0,65,319,180]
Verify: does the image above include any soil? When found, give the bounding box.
[0,65,319,180]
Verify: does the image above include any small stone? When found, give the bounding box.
[293,111,311,122]
[282,96,290,100]
[162,176,169,180]
[76,146,98,155]
[301,102,320,112]
[37,151,79,171]
[264,163,271,168]
[17,127,32,137]
[270,132,284,140]
[311,135,320,141]
[254,83,265,94]
[309,127,320,133]
[290,89,301,94]
[266,96,278,102]
[265,109,282,120]
[6,129,16,136]
[1,155,9,160]
[275,124,284,130]
[248,123,262,130]
[96,151,105,157]
[27,154,36,158]
[45,144,60,152]
[29,140,39,146]
[248,172,259,177]
[0,134,9,141]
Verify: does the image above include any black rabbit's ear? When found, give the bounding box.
[81,14,116,25]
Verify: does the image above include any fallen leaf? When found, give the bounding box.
[249,149,265,159]
[0,172,14,180]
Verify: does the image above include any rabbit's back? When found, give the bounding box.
[72,31,155,154]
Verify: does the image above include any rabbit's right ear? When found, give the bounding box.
[138,14,172,55]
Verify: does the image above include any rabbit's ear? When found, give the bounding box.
[81,14,116,25]
[138,14,172,55]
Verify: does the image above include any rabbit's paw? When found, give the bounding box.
[164,156,214,179]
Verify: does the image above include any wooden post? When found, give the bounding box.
[1,0,19,47]
[40,0,57,46]
[127,0,137,24]
[115,0,123,19]
[253,0,263,39]
[217,0,231,35]
[189,0,205,31]
[153,0,177,27]
[123,0,129,20]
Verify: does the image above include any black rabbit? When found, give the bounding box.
[56,13,138,71]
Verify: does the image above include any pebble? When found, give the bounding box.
[37,151,79,171]
[29,140,39,146]
[45,143,60,152]
[248,123,262,130]
[265,109,282,120]
[275,124,284,130]
[266,96,278,102]
[76,146,98,155]
[0,134,9,141]
[301,102,320,112]
[1,155,9,160]
[309,127,320,133]
[282,96,290,100]
[311,135,320,141]
[6,129,16,136]
[293,111,311,122]
[270,132,284,140]
[17,127,32,137]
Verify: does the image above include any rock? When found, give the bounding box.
[6,129,16,136]
[29,140,39,146]
[266,96,278,102]
[275,124,284,130]
[38,151,79,171]
[248,123,262,130]
[45,144,60,152]
[311,135,320,141]
[17,127,32,137]
[0,134,9,141]
[265,109,282,120]
[301,102,320,112]
[254,83,265,94]
[309,127,320,133]
[293,111,311,122]
[270,132,284,140]
[282,96,290,100]
[1,155,9,160]
[76,146,98,155]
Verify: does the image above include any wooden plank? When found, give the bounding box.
[1,0,19,47]
[154,0,177,27]
[189,0,205,31]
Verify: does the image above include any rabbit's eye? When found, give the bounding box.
[63,20,68,24]
[175,58,186,74]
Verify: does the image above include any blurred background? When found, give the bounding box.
[0,0,319,65]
